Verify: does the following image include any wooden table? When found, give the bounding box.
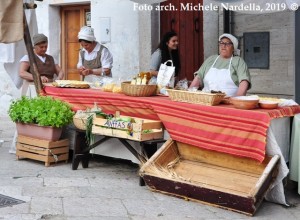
[71,128,165,185]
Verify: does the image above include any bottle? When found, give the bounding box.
[136,74,142,85]
[91,102,101,112]
[141,75,147,85]
[131,77,136,85]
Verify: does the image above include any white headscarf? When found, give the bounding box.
[78,26,96,42]
[219,33,240,56]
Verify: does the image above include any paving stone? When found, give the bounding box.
[30,197,63,215]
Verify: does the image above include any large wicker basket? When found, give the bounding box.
[121,82,157,97]
[166,89,226,106]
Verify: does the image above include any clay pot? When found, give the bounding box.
[259,101,279,109]
[230,96,259,110]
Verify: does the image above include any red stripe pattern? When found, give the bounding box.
[44,86,300,162]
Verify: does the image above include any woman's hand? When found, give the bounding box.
[189,75,202,89]
[78,66,86,75]
[40,76,49,83]
[81,68,92,76]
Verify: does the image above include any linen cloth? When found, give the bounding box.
[289,114,300,193]
[0,0,23,43]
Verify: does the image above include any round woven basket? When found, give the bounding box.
[73,116,89,130]
[73,112,97,130]
[121,82,157,97]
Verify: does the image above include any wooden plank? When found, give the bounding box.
[140,120,163,130]
[17,135,69,148]
[177,142,270,174]
[92,125,163,141]
[174,160,259,195]
[93,116,163,132]
[141,141,179,171]
[139,130,164,141]
[16,150,68,166]
[17,143,48,156]
[17,143,69,156]
[143,175,257,216]
[249,155,280,197]
[17,149,48,162]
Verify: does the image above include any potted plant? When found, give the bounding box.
[8,96,74,141]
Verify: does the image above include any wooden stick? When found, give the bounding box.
[23,8,44,95]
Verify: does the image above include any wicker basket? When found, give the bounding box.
[121,82,157,97]
[73,113,95,130]
[166,89,226,106]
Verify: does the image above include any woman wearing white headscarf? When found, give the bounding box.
[189,33,251,97]
[77,26,113,82]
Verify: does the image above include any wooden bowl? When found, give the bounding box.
[259,100,279,109]
[230,96,259,110]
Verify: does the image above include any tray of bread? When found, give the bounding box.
[52,80,90,89]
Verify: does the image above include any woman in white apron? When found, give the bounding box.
[77,26,113,82]
[189,33,251,97]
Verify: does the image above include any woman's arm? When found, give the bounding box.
[19,61,33,81]
[150,49,161,76]
[19,61,49,83]
[189,75,203,89]
[236,80,249,96]
[55,64,64,80]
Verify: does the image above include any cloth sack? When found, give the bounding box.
[157,60,175,88]
[0,0,23,43]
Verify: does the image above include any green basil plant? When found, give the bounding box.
[8,96,74,128]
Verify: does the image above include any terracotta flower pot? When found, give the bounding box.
[16,123,63,141]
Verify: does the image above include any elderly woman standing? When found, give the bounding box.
[189,33,251,97]
[77,26,113,82]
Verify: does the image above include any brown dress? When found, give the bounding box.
[28,54,56,82]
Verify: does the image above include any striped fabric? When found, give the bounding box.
[44,86,300,162]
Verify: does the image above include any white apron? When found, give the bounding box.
[203,56,238,97]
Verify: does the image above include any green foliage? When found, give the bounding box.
[8,96,74,128]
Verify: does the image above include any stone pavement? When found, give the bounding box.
[1,115,300,220]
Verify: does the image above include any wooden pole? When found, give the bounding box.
[23,7,44,95]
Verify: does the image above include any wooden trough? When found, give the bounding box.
[139,139,279,216]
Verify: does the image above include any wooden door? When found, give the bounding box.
[61,5,90,80]
[160,0,203,81]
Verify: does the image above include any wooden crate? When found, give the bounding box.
[92,116,163,141]
[140,139,279,216]
[16,135,69,167]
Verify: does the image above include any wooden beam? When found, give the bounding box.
[23,8,44,95]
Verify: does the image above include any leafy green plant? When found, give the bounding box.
[8,96,74,128]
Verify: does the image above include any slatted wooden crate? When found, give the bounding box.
[16,135,69,167]
[92,115,163,141]
[140,139,279,216]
